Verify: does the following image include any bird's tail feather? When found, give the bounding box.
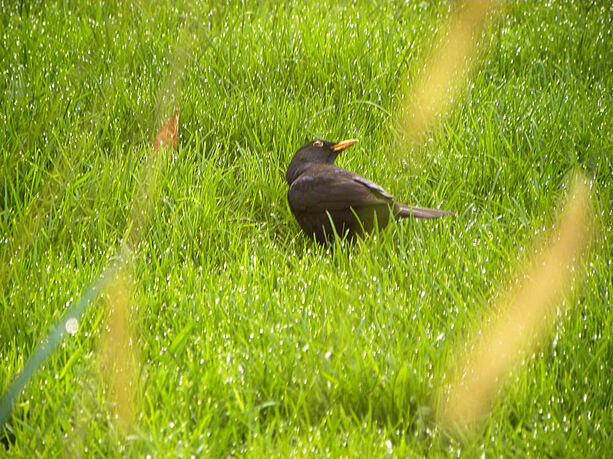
[394,203,454,219]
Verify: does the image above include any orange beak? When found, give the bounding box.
[331,139,358,152]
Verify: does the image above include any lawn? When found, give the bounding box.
[1,1,611,456]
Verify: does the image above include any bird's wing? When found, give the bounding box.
[288,170,394,212]
[351,175,394,201]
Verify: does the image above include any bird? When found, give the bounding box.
[286,138,454,243]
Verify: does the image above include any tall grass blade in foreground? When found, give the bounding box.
[397,0,501,146]
[100,269,138,429]
[0,265,119,426]
[438,175,594,432]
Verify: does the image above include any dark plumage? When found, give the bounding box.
[286,139,453,243]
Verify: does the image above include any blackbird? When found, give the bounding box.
[286,139,454,243]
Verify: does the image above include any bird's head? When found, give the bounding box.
[285,138,358,185]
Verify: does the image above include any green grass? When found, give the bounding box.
[1,0,611,456]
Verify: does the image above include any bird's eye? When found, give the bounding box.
[313,140,323,147]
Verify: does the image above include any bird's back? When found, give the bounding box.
[288,164,394,242]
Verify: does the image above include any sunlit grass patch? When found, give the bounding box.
[0,1,611,456]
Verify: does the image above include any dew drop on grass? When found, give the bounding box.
[65,317,79,335]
